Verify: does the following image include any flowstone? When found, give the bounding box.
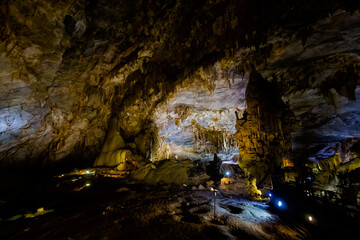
[94,119,141,171]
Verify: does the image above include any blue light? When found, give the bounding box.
[306,177,311,180]
[277,201,283,207]
[268,193,272,197]
[225,171,230,177]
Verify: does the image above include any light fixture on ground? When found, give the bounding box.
[275,199,287,210]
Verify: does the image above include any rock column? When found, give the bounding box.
[235,69,296,197]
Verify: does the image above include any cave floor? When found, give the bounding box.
[0,170,358,240]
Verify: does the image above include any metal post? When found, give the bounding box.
[213,191,216,219]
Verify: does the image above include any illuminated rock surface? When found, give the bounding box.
[235,69,296,192]
[152,71,246,162]
[0,0,360,169]
[1,1,360,238]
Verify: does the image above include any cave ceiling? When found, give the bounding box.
[0,0,360,167]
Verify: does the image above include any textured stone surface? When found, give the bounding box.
[266,11,360,163]
[235,70,296,191]
[152,63,246,162]
[0,0,360,170]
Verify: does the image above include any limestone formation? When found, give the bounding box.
[0,1,360,181]
[310,153,342,189]
[235,69,296,192]
[2,2,360,240]
[152,70,245,162]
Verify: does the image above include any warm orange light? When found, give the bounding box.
[282,159,294,168]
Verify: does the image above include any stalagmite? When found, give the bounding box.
[235,70,296,197]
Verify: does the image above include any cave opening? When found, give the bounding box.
[1,0,360,239]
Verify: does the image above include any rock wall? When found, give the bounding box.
[0,0,360,168]
[151,61,246,162]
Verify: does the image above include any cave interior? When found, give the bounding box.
[1,0,360,239]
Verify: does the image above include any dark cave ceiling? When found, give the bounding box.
[0,0,360,167]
